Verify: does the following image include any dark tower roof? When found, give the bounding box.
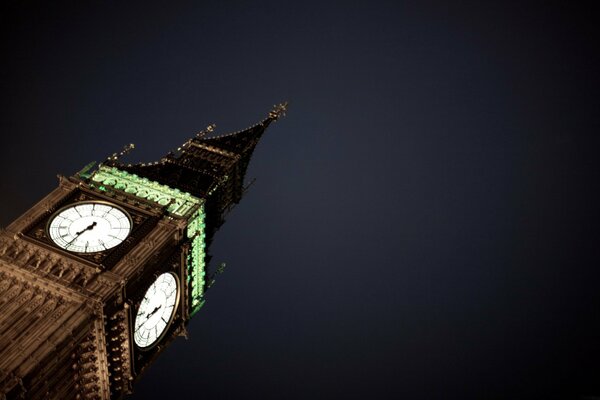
[104,103,287,223]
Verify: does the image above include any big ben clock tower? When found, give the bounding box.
[0,103,287,399]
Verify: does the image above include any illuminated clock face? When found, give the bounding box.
[48,202,132,253]
[134,272,180,349]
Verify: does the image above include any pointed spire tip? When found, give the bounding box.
[269,102,288,120]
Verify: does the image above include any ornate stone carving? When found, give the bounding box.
[0,279,21,305]
[49,303,70,322]
[35,298,58,318]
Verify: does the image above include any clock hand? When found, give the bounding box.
[65,222,98,249]
[64,236,79,248]
[146,305,162,320]
[138,305,162,329]
[75,221,97,236]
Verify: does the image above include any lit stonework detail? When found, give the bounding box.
[186,206,206,316]
[106,307,133,395]
[90,166,201,217]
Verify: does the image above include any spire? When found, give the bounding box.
[194,102,288,155]
[105,103,287,222]
[269,101,288,120]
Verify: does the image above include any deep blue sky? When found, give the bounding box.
[1,1,598,399]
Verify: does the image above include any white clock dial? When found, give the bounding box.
[134,272,180,349]
[48,202,132,253]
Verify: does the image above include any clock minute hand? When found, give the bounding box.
[65,222,98,249]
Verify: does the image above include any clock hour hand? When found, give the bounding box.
[138,305,162,329]
[145,305,162,321]
[75,221,97,236]
[65,222,98,249]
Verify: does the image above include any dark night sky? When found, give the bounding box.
[1,1,599,399]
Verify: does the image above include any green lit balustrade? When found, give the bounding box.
[187,207,206,316]
[90,165,201,217]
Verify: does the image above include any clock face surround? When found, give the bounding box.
[47,201,132,253]
[133,272,180,349]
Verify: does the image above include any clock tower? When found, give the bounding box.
[0,103,287,399]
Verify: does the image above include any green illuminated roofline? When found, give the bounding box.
[90,165,202,217]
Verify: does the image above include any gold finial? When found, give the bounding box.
[118,143,135,158]
[269,102,288,120]
[123,143,135,154]
[196,124,216,138]
[108,143,135,162]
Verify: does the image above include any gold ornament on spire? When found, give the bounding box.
[269,102,288,120]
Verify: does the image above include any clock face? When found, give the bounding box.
[133,272,180,349]
[47,201,132,253]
